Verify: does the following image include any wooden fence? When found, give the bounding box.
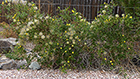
[33,0,117,22]
[0,0,124,23]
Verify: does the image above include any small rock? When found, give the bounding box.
[15,59,27,69]
[29,61,41,70]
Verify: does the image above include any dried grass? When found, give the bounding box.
[0,22,18,38]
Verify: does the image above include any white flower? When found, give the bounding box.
[92,21,95,24]
[45,43,48,46]
[34,19,39,24]
[21,0,27,5]
[49,41,53,45]
[33,6,38,10]
[26,28,29,31]
[67,32,70,35]
[75,36,78,39]
[90,25,94,28]
[45,16,49,19]
[39,32,43,36]
[115,14,119,18]
[13,19,16,22]
[8,0,11,2]
[122,14,125,17]
[20,28,25,33]
[103,51,107,55]
[73,41,75,44]
[17,22,20,25]
[27,21,34,27]
[80,19,84,22]
[108,15,113,19]
[84,43,87,45]
[50,30,53,33]
[46,35,50,38]
[97,14,102,17]
[16,27,19,29]
[78,15,82,19]
[28,3,32,6]
[28,18,30,21]
[66,41,69,44]
[34,35,37,38]
[83,19,86,22]
[41,35,45,39]
[80,19,86,22]
[28,26,32,29]
[34,15,37,18]
[87,22,90,25]
[69,36,73,39]
[68,28,72,31]
[8,3,10,6]
[102,10,106,14]
[104,5,108,8]
[39,16,42,20]
[12,0,18,4]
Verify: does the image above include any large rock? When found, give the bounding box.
[0,38,18,46]
[0,55,28,70]
[0,38,18,53]
[0,55,17,70]
[0,40,13,54]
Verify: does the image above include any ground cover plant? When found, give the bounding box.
[1,0,139,77]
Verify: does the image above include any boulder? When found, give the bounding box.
[0,37,18,46]
[0,38,19,53]
[0,40,13,54]
[0,55,28,70]
[0,55,17,70]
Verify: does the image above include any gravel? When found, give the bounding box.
[0,69,139,79]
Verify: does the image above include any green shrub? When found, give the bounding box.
[89,2,139,70]
[2,1,139,74]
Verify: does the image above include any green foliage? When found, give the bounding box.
[2,1,139,75]
[89,2,139,69]
[113,0,140,17]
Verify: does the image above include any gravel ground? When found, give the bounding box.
[0,69,139,79]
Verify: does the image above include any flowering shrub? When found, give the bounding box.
[2,0,139,74]
[2,1,93,71]
[89,2,139,70]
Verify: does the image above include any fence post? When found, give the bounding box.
[39,0,40,10]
